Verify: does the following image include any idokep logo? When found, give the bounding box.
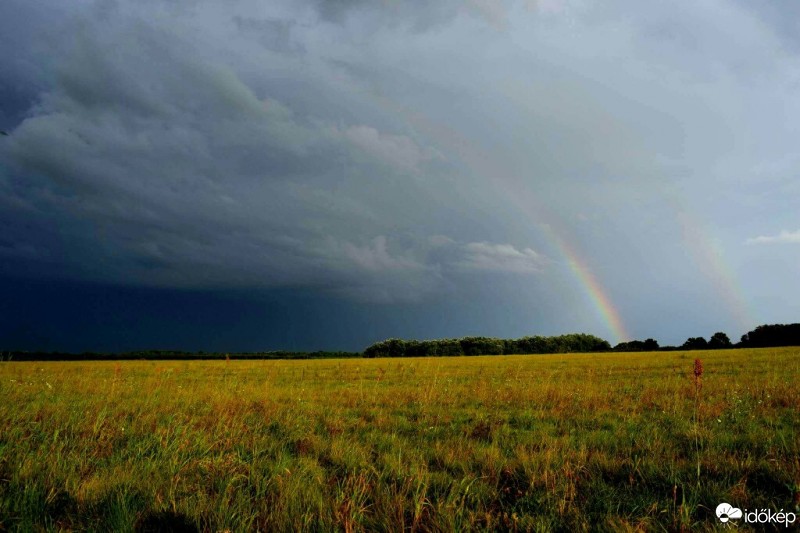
[716,503,742,523]
[716,502,797,528]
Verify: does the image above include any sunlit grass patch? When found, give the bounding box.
[0,348,797,531]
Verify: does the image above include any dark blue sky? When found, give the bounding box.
[2,0,799,352]
[0,275,580,352]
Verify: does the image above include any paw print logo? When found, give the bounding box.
[716,503,742,523]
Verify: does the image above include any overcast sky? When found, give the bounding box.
[1,0,799,352]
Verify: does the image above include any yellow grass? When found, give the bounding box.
[1,348,798,531]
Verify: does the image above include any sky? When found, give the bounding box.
[1,0,799,352]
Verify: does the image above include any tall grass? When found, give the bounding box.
[693,358,704,487]
[0,348,798,531]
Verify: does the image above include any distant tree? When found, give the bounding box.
[554,333,611,353]
[739,323,800,348]
[708,332,732,349]
[502,339,516,355]
[515,336,551,354]
[613,338,659,352]
[643,338,659,351]
[404,340,424,357]
[614,340,644,352]
[364,338,408,358]
[681,337,708,350]
[437,339,464,356]
[459,337,504,356]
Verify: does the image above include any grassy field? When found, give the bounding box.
[0,348,798,532]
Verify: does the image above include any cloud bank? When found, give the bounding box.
[1,0,800,345]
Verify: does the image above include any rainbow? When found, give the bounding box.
[369,87,753,344]
[538,224,631,343]
[672,205,754,334]
[388,104,632,343]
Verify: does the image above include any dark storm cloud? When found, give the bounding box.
[2,0,799,347]
[0,2,68,131]
[311,0,467,30]
[233,17,305,55]
[0,0,545,304]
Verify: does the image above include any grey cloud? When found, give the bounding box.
[0,0,502,302]
[317,236,441,303]
[234,16,305,54]
[311,0,464,31]
[341,125,439,171]
[746,230,800,245]
[457,242,546,274]
[2,0,800,341]
[316,235,550,302]
[336,236,426,273]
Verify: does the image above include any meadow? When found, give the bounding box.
[0,348,798,532]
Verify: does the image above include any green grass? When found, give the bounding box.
[0,348,798,531]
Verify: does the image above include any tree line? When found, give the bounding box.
[365,322,800,358]
[2,323,799,361]
[739,323,800,348]
[363,334,612,358]
[614,332,732,352]
[614,323,800,352]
